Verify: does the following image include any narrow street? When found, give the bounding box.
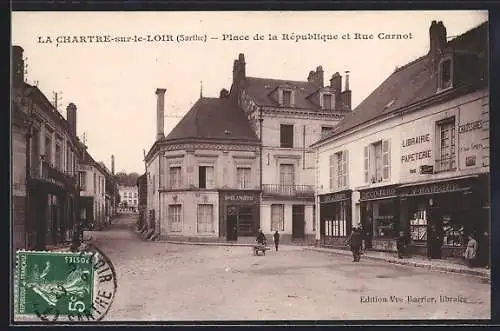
[90,214,490,321]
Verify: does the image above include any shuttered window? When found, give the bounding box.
[329,154,335,190]
[363,146,369,183]
[382,139,391,180]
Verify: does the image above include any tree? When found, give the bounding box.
[115,172,140,187]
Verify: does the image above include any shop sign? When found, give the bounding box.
[402,181,466,196]
[223,192,257,202]
[319,191,351,203]
[360,186,397,201]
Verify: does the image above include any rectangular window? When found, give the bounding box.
[321,126,334,139]
[323,201,349,238]
[168,204,182,232]
[366,140,390,183]
[282,90,292,107]
[93,173,97,193]
[79,171,87,191]
[169,166,182,189]
[271,204,285,231]
[236,167,251,189]
[322,93,332,110]
[55,139,62,170]
[66,145,70,173]
[280,124,294,148]
[198,166,214,189]
[45,134,52,163]
[31,128,40,177]
[410,203,427,242]
[279,164,295,186]
[436,117,456,172]
[197,204,214,233]
[440,59,452,89]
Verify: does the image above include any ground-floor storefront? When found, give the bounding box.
[318,190,352,247]
[399,174,490,260]
[27,178,79,250]
[219,190,260,241]
[260,198,315,244]
[359,185,400,251]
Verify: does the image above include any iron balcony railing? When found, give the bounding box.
[262,184,315,197]
[30,160,78,188]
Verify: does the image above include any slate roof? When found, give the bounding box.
[312,21,488,145]
[243,77,351,111]
[165,97,259,142]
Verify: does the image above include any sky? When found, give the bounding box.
[11,10,488,174]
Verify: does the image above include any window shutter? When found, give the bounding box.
[343,150,349,187]
[382,139,391,180]
[329,154,335,190]
[206,167,214,188]
[363,146,369,183]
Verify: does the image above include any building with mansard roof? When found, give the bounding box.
[311,20,489,261]
[229,54,353,244]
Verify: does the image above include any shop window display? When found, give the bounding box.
[373,201,397,238]
[410,205,427,241]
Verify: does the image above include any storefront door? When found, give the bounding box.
[226,206,238,241]
[238,206,253,236]
[292,205,305,239]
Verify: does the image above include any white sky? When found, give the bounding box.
[11,10,488,174]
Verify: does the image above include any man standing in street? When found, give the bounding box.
[273,230,280,251]
[347,227,362,262]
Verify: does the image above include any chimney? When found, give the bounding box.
[238,53,246,79]
[66,103,77,137]
[155,88,166,141]
[344,70,350,91]
[307,66,324,87]
[111,155,115,175]
[429,20,447,60]
[330,72,342,101]
[12,46,24,89]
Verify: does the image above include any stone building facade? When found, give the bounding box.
[229,55,353,244]
[311,21,489,259]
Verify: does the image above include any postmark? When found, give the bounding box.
[15,243,117,322]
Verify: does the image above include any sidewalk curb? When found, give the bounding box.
[159,240,255,247]
[304,247,490,281]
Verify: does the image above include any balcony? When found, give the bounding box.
[30,160,78,190]
[262,184,315,199]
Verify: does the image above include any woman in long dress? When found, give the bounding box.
[464,234,478,268]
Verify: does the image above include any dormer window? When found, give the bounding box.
[438,58,453,90]
[321,92,333,110]
[279,88,294,107]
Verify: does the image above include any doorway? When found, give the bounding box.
[226,206,238,241]
[292,204,305,239]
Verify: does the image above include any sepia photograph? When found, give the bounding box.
[11,10,490,323]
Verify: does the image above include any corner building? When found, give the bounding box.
[312,21,489,258]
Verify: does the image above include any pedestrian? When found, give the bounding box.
[273,230,280,251]
[396,230,410,259]
[256,228,266,246]
[347,227,362,262]
[232,226,238,242]
[464,234,478,268]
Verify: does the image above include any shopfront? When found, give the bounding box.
[27,166,79,250]
[318,190,352,247]
[219,190,260,240]
[359,185,400,251]
[399,175,486,258]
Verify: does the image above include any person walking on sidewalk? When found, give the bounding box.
[396,230,410,259]
[347,227,362,262]
[464,234,478,268]
[273,230,280,251]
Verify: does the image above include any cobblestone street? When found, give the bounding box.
[91,215,490,321]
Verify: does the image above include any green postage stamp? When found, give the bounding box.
[15,250,94,317]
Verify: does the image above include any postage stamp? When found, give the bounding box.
[15,251,94,318]
[15,244,117,322]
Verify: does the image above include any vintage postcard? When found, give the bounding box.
[11,10,490,323]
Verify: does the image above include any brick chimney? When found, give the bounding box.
[307,66,324,87]
[12,46,24,89]
[329,72,342,102]
[111,154,115,175]
[156,88,166,141]
[343,71,352,110]
[231,53,246,103]
[66,103,77,137]
[429,20,447,61]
